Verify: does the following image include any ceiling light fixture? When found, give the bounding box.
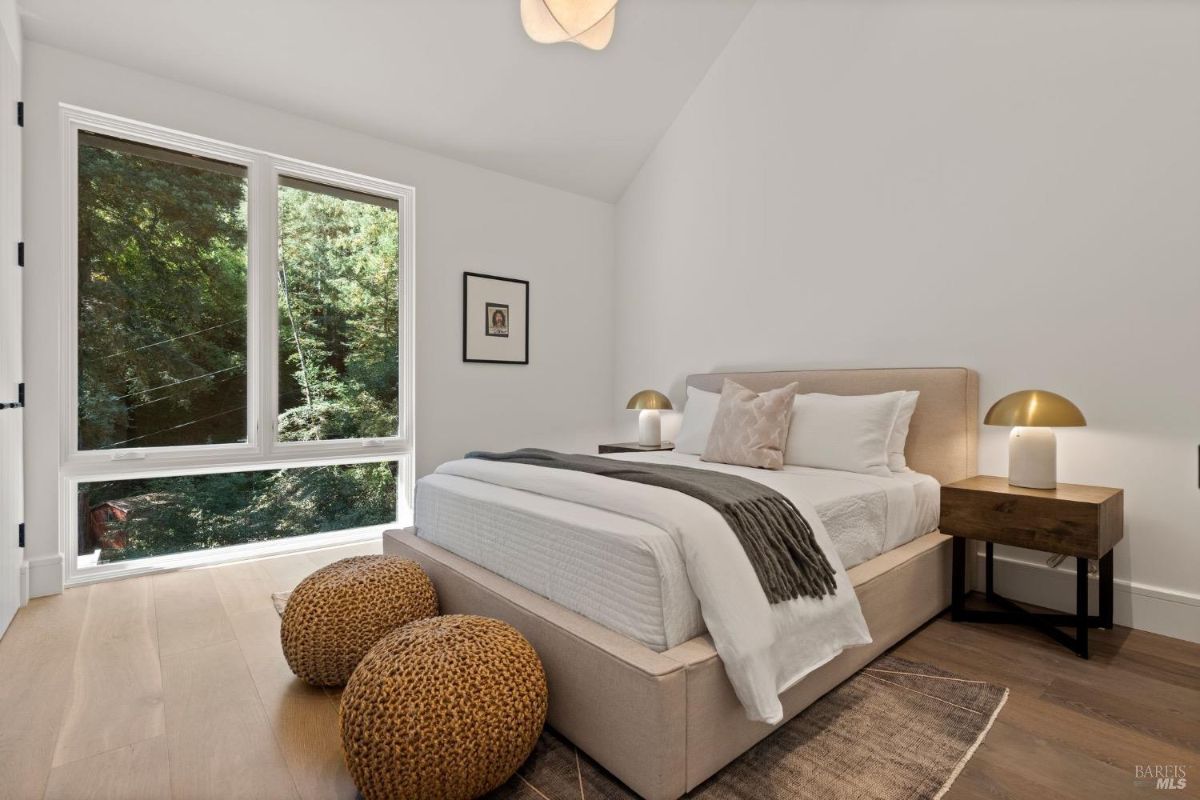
[520,0,618,51]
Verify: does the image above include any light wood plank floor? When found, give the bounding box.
[0,541,379,800]
[1,547,1196,800]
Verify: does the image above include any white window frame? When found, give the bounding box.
[60,105,415,586]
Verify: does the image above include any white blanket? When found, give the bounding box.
[435,457,872,724]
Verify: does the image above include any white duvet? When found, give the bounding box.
[435,456,872,725]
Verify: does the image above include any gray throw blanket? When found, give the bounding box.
[465,448,837,603]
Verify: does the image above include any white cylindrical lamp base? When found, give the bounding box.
[638,409,662,446]
[1008,426,1057,489]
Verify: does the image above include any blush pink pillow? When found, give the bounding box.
[701,380,799,470]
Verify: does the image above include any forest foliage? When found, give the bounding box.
[76,135,400,563]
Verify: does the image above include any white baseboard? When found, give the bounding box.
[975,551,1200,644]
[18,559,28,606]
[26,553,64,599]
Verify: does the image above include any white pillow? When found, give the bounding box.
[674,386,721,455]
[784,392,904,477]
[887,391,920,472]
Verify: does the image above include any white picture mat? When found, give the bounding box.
[464,274,527,362]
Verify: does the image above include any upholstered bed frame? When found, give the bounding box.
[384,368,979,800]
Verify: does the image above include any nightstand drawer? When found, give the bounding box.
[941,478,1122,559]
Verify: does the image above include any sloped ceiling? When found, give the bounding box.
[19,0,755,201]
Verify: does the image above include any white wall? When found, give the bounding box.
[0,0,18,64]
[615,1,1200,640]
[23,43,616,596]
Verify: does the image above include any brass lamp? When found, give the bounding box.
[984,390,1086,489]
[626,389,673,447]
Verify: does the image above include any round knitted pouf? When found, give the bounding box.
[281,555,438,687]
[340,615,548,800]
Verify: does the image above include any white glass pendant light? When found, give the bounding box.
[520,0,618,51]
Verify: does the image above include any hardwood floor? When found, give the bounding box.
[52,577,165,769]
[892,613,1199,799]
[1,549,1195,800]
[0,541,378,800]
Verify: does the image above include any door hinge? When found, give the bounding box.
[2,382,20,409]
[16,101,22,127]
[17,522,24,548]
[16,241,23,267]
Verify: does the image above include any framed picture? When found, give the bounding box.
[463,272,529,364]
[485,303,509,337]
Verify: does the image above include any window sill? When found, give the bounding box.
[63,519,409,588]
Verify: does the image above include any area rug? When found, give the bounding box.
[272,594,1007,799]
[491,654,1006,800]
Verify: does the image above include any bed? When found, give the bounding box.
[384,367,978,800]
[415,455,940,651]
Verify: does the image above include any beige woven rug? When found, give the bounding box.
[491,654,1006,800]
[272,594,1006,799]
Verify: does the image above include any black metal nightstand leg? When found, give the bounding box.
[951,536,966,621]
[946,538,1112,658]
[1076,557,1089,659]
[1099,551,1114,629]
[985,542,995,601]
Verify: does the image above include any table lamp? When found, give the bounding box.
[626,389,673,447]
[984,389,1086,489]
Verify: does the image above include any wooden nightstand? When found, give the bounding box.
[598,442,675,455]
[940,475,1124,659]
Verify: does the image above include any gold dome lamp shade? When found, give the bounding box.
[626,389,673,447]
[984,390,1086,489]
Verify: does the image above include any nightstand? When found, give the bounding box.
[598,442,675,455]
[940,475,1123,659]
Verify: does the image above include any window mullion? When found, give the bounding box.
[251,155,279,461]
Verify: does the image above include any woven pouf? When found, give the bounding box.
[281,555,438,687]
[340,614,548,800]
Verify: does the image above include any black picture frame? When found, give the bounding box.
[463,272,529,364]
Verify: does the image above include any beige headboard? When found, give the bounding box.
[686,368,978,485]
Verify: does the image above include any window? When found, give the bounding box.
[77,133,249,450]
[77,462,398,565]
[277,178,400,442]
[62,106,414,583]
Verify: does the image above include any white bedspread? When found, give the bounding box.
[435,456,873,724]
[616,452,939,569]
[416,472,705,650]
[416,456,937,652]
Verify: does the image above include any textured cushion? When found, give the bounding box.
[674,386,721,455]
[888,391,920,472]
[340,615,547,800]
[784,392,904,477]
[701,380,798,469]
[280,555,439,687]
